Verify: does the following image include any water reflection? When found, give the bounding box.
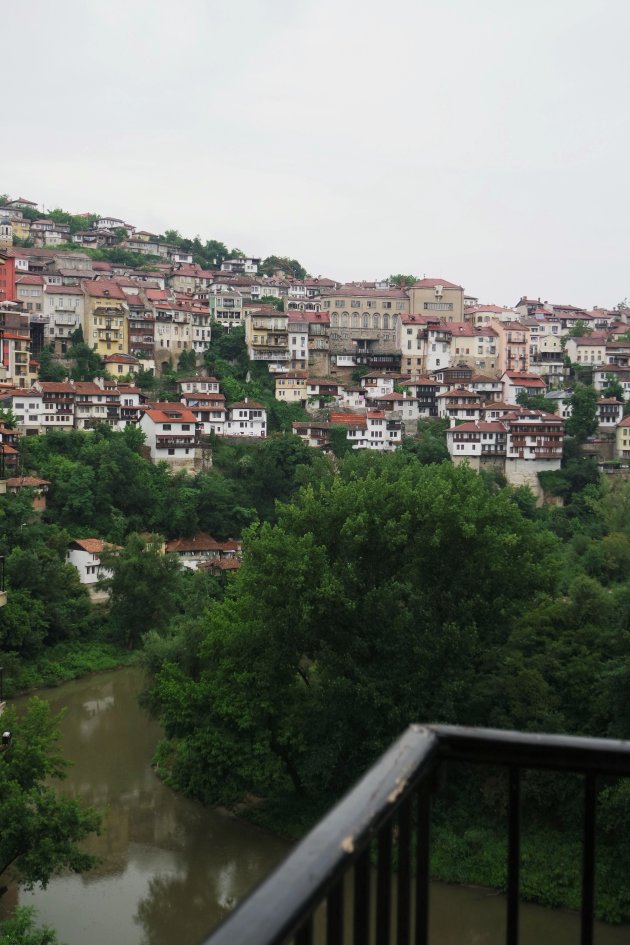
[9,667,630,945]
[15,668,290,945]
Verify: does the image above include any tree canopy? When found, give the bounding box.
[0,698,100,898]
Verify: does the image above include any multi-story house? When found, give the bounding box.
[181,391,227,435]
[275,371,308,404]
[397,314,451,375]
[593,365,630,397]
[66,538,117,599]
[16,274,44,313]
[72,381,114,429]
[177,376,220,395]
[244,306,290,373]
[328,411,401,452]
[564,336,607,366]
[407,278,465,322]
[597,398,624,429]
[437,388,484,423]
[287,311,309,369]
[449,323,499,375]
[221,257,260,275]
[323,286,408,373]
[33,381,76,429]
[401,376,444,418]
[306,379,343,409]
[102,352,140,377]
[225,399,267,438]
[291,420,332,449]
[367,391,421,426]
[209,287,244,331]
[127,306,155,365]
[529,329,566,384]
[303,311,330,376]
[468,374,503,401]
[43,284,84,353]
[448,408,564,495]
[502,371,547,404]
[191,304,212,355]
[82,280,129,356]
[167,265,199,295]
[615,416,630,459]
[1,389,45,431]
[139,404,199,469]
[0,254,16,303]
[491,320,530,374]
[465,304,517,326]
[0,325,31,387]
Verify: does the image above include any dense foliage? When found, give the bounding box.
[0,699,100,898]
[139,450,630,920]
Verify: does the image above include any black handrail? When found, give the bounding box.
[200,725,630,945]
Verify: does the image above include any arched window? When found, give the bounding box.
[331,312,339,327]
[383,314,389,330]
[341,312,349,327]
[362,313,368,328]
[352,313,359,328]
[373,314,380,329]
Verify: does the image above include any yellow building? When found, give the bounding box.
[275,371,308,403]
[407,278,465,322]
[82,280,129,356]
[616,417,630,459]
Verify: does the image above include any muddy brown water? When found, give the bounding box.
[3,667,628,945]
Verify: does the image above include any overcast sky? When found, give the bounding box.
[3,0,629,307]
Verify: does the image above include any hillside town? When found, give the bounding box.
[1,196,629,505]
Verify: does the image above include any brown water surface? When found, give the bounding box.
[6,667,629,945]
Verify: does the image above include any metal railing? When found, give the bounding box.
[201,724,630,945]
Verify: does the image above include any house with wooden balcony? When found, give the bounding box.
[139,404,200,470]
[437,387,484,423]
[275,371,308,404]
[33,381,76,429]
[165,533,241,571]
[502,370,547,404]
[181,391,227,435]
[291,420,332,449]
[447,407,564,496]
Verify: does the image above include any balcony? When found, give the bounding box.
[203,725,630,945]
[156,436,197,449]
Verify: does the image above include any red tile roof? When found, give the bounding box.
[413,277,462,290]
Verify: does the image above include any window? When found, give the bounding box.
[351,300,360,308]
[182,424,190,431]
[335,300,344,308]
[168,448,175,455]
[163,423,171,430]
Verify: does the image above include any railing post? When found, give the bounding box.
[581,772,597,945]
[415,784,431,945]
[506,766,521,945]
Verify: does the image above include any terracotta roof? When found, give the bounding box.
[70,538,110,554]
[229,400,265,410]
[16,274,44,285]
[330,413,368,428]
[412,277,462,290]
[82,279,127,300]
[37,382,75,393]
[6,476,50,488]
[323,286,409,299]
[177,376,219,384]
[166,533,223,554]
[44,284,84,295]
[143,406,197,424]
[103,353,139,363]
[448,422,506,433]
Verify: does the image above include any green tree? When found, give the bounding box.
[36,346,66,383]
[258,295,284,311]
[67,341,102,382]
[602,374,624,403]
[147,461,559,805]
[260,256,308,280]
[389,274,417,287]
[0,698,100,898]
[177,349,197,373]
[0,907,61,945]
[565,384,598,442]
[102,533,183,649]
[516,391,558,413]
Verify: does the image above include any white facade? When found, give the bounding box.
[225,401,267,437]
[139,406,199,467]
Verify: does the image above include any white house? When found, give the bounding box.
[66,538,118,601]
[139,405,199,469]
[225,400,267,438]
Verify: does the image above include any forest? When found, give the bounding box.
[3,403,630,918]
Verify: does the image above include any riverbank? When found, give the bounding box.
[2,640,137,697]
[235,790,630,924]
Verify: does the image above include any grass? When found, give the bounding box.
[2,640,137,697]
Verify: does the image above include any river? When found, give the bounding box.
[4,667,628,945]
